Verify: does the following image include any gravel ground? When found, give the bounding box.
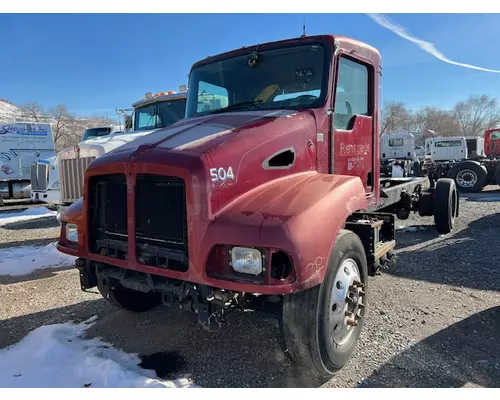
[0,189,499,388]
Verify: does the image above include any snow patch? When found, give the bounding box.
[0,242,76,276]
[0,317,196,388]
[0,207,56,227]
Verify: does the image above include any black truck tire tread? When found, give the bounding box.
[282,229,368,376]
[434,178,457,234]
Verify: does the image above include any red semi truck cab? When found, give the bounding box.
[57,34,458,376]
[484,128,500,158]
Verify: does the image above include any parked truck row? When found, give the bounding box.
[28,87,188,213]
[380,129,500,193]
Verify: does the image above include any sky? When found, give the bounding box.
[1,13,500,119]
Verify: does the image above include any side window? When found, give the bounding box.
[389,138,404,147]
[137,105,157,129]
[197,81,229,113]
[334,56,369,130]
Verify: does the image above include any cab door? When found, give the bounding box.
[331,54,375,195]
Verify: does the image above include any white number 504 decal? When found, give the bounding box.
[210,167,235,184]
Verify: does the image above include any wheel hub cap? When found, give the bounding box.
[330,258,364,345]
[456,169,477,188]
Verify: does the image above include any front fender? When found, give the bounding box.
[205,172,367,291]
[57,198,83,253]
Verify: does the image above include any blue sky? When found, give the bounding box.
[1,13,499,119]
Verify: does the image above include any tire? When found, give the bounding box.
[448,160,487,193]
[413,161,421,177]
[282,230,368,376]
[495,165,500,186]
[97,276,161,313]
[434,178,458,235]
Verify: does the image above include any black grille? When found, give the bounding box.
[88,174,128,259]
[135,174,188,272]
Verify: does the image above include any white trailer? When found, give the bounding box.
[425,137,468,161]
[0,121,55,206]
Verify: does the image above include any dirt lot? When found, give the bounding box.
[1,190,499,388]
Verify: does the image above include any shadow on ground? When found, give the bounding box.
[0,238,58,251]
[0,265,75,285]
[359,306,500,388]
[0,299,111,349]
[0,216,59,231]
[0,295,325,387]
[391,212,500,292]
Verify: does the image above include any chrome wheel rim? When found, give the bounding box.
[329,258,364,346]
[456,169,477,188]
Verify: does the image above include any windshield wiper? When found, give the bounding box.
[208,99,264,115]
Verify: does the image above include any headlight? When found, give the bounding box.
[65,223,78,243]
[230,247,262,276]
[51,181,60,189]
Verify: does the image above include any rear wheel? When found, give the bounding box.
[97,276,161,313]
[495,165,500,186]
[448,160,487,193]
[282,230,368,376]
[434,178,458,234]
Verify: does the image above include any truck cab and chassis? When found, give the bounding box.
[425,130,500,193]
[57,34,459,376]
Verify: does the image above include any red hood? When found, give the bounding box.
[108,109,308,157]
[87,109,319,214]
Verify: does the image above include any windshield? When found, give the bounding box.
[435,140,463,147]
[134,98,187,131]
[82,127,112,141]
[186,43,328,118]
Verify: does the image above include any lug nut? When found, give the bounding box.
[344,311,354,318]
[346,319,358,327]
[353,280,364,288]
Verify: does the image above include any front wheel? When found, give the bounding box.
[282,230,368,376]
[97,276,162,313]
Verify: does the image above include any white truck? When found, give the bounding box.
[380,131,420,177]
[34,88,188,213]
[30,125,122,206]
[0,121,55,206]
[424,137,468,161]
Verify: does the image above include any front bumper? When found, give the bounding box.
[31,189,61,205]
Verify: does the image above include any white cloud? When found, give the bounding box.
[367,13,500,74]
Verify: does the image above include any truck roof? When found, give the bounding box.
[191,34,381,69]
[132,91,188,108]
[426,136,466,141]
[382,131,415,138]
